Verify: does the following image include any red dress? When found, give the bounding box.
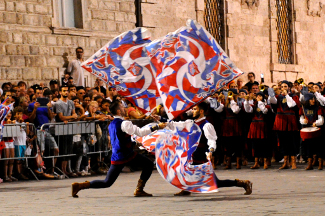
[221,103,242,137]
[273,94,299,131]
[247,102,270,139]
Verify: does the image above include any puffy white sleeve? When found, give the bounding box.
[315,92,325,106]
[244,101,253,113]
[315,115,324,126]
[269,96,277,104]
[285,95,296,108]
[230,100,240,114]
[202,123,217,151]
[214,103,224,113]
[257,101,268,114]
[300,116,307,125]
[121,121,152,137]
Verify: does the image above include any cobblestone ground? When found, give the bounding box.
[1,163,325,216]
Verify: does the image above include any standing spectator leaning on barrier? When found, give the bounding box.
[67,47,85,87]
[54,85,78,177]
[28,86,59,177]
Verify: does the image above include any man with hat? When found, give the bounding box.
[269,80,300,169]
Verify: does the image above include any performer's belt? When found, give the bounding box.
[276,112,295,115]
[252,120,264,123]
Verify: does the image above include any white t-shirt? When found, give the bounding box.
[14,124,27,146]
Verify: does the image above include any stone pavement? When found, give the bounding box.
[0,164,325,216]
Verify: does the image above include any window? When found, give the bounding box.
[204,0,225,49]
[56,0,83,28]
[276,0,294,64]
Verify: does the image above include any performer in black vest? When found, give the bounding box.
[173,102,253,196]
[72,101,167,198]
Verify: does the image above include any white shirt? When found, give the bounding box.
[194,116,217,151]
[67,59,85,86]
[14,123,27,146]
[114,116,152,137]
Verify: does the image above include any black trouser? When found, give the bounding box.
[90,154,154,189]
[251,139,272,158]
[223,136,242,157]
[277,131,297,156]
[304,137,324,158]
[215,174,237,187]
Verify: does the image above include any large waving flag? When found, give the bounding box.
[81,28,161,114]
[82,20,242,119]
[135,120,218,193]
[146,20,243,119]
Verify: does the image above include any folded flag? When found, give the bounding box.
[0,101,14,141]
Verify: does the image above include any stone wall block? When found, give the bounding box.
[0,55,11,66]
[6,68,21,80]
[0,32,7,43]
[46,56,64,67]
[39,46,50,55]
[41,68,55,80]
[23,14,39,26]
[30,46,39,55]
[11,56,25,67]
[91,10,108,20]
[17,13,23,24]
[89,0,99,9]
[0,68,7,80]
[34,4,48,15]
[91,20,104,31]
[5,1,14,11]
[119,2,130,12]
[115,12,126,22]
[0,0,5,11]
[53,47,66,56]
[105,21,117,31]
[15,2,26,12]
[26,4,34,13]
[13,33,23,44]
[45,35,57,46]
[17,45,30,55]
[0,43,5,55]
[4,12,16,24]
[6,44,17,55]
[98,1,116,10]
[63,37,72,46]
[23,68,41,80]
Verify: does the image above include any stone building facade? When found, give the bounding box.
[0,0,325,87]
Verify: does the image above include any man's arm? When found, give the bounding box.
[121,121,166,137]
[28,102,40,122]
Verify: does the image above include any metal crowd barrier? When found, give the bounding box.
[1,123,40,181]
[39,119,154,178]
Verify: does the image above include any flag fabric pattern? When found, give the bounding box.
[146,20,243,119]
[135,120,218,193]
[0,100,14,142]
[82,20,243,119]
[81,28,161,114]
[133,123,159,154]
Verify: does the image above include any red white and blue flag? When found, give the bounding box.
[81,28,161,114]
[0,99,14,142]
[135,120,218,193]
[147,20,243,119]
[82,20,243,119]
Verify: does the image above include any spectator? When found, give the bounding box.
[77,88,86,103]
[68,77,74,86]
[62,74,70,85]
[28,87,58,176]
[17,81,27,91]
[82,94,91,112]
[54,85,78,177]
[13,106,29,180]
[237,78,244,89]
[49,80,59,91]
[27,87,34,96]
[106,87,117,102]
[244,72,259,92]
[67,47,85,87]
[250,83,259,94]
[19,96,30,122]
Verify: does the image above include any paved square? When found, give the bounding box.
[1,164,324,216]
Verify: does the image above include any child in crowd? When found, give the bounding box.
[13,106,29,180]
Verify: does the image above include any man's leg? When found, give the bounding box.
[126,154,154,197]
[72,163,124,198]
[215,174,253,195]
